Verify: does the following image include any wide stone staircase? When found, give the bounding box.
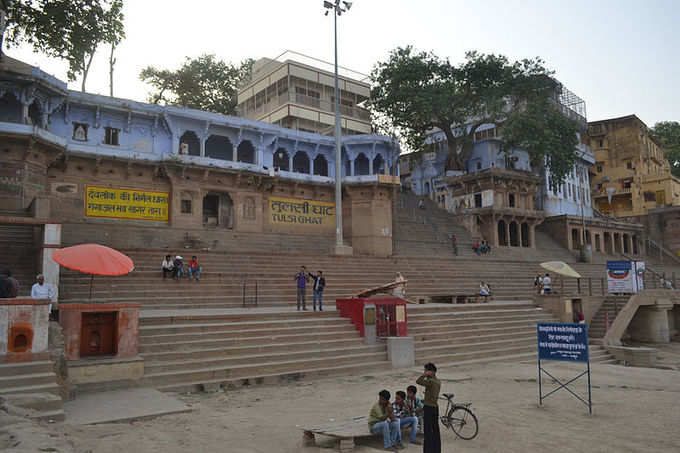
[0,360,65,421]
[57,244,660,309]
[408,302,616,365]
[138,309,389,392]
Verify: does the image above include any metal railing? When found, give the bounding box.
[644,238,680,265]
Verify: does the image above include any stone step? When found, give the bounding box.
[140,336,372,362]
[0,381,61,396]
[0,372,58,390]
[416,337,535,355]
[139,324,356,342]
[416,343,537,365]
[0,360,53,377]
[143,352,388,387]
[155,359,391,393]
[415,329,536,347]
[144,345,386,374]
[139,332,362,354]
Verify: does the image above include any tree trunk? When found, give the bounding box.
[442,126,462,171]
[109,43,116,97]
[81,51,96,93]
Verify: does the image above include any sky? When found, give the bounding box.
[6,0,679,127]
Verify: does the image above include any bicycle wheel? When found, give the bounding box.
[447,406,478,440]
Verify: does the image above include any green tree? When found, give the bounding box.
[5,0,125,92]
[140,55,254,116]
[370,47,580,185]
[650,121,680,178]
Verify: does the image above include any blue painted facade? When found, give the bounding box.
[0,57,399,184]
[404,122,594,218]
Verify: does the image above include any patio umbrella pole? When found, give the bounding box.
[89,274,94,300]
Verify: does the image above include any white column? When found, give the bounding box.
[42,224,62,302]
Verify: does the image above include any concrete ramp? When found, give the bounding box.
[64,388,191,425]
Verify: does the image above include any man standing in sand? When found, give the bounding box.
[417,362,441,453]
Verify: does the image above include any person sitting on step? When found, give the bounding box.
[161,255,174,280]
[188,255,201,281]
[393,390,421,445]
[368,389,403,451]
[173,255,185,280]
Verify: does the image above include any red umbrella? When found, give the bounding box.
[52,244,134,299]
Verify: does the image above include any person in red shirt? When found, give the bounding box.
[472,241,480,255]
[188,256,201,281]
[451,234,458,255]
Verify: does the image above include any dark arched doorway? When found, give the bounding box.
[498,220,507,246]
[509,221,519,247]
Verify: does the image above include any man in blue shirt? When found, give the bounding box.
[295,266,308,311]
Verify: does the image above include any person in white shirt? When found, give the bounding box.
[31,274,57,312]
[542,274,552,294]
[161,255,174,280]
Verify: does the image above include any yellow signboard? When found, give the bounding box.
[85,185,169,222]
[269,196,335,227]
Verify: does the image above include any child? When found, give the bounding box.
[406,385,425,435]
[393,390,421,445]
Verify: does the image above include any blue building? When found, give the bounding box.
[0,55,400,257]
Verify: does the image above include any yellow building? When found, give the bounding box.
[588,114,680,217]
[236,51,371,136]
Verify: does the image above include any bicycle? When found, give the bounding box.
[439,393,479,440]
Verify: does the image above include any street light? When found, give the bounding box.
[323,0,352,253]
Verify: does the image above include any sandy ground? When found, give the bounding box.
[2,343,680,453]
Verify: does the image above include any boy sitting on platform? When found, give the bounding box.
[406,385,425,435]
[368,390,403,451]
[393,390,421,445]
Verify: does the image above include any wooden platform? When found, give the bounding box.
[301,415,372,452]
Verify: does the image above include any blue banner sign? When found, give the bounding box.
[537,322,589,363]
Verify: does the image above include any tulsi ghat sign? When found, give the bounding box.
[268,196,335,228]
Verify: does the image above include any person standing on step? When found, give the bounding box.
[479,281,490,303]
[308,269,326,312]
[295,265,309,311]
[534,273,543,295]
[450,234,458,256]
[417,362,441,453]
[0,270,19,298]
[31,274,56,313]
[542,273,552,294]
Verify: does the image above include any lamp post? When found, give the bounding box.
[324,0,352,254]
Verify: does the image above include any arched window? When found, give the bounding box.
[372,154,385,174]
[273,148,290,171]
[571,228,580,250]
[0,93,23,123]
[355,153,369,175]
[509,221,519,247]
[293,151,310,174]
[521,223,530,247]
[498,220,507,246]
[28,100,42,126]
[237,140,255,164]
[205,135,233,161]
[314,155,329,176]
[180,131,200,156]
